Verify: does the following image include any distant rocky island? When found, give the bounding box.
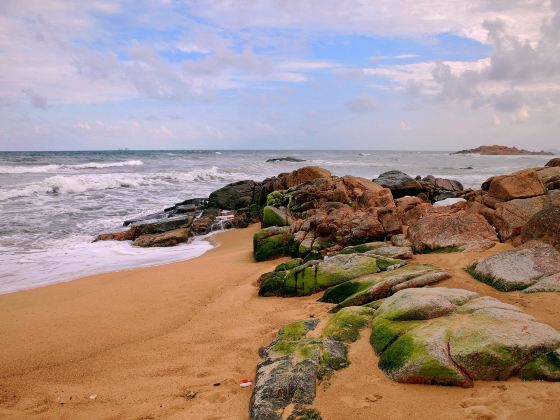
[453,145,553,156]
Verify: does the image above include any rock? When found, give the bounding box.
[132,215,192,236]
[492,190,560,241]
[371,288,560,387]
[266,156,306,163]
[390,234,412,248]
[467,241,560,291]
[487,169,545,201]
[94,229,136,242]
[453,145,553,155]
[419,176,463,201]
[536,167,560,190]
[251,310,372,419]
[433,198,466,207]
[364,246,413,259]
[254,226,293,262]
[133,228,189,247]
[258,253,403,297]
[408,210,498,253]
[519,348,560,381]
[324,264,446,310]
[434,191,458,201]
[374,170,423,198]
[262,206,291,228]
[524,273,560,293]
[207,180,259,210]
[521,206,560,250]
[546,158,560,167]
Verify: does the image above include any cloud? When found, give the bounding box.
[346,94,376,113]
[21,88,48,109]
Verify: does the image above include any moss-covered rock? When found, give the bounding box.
[258,253,403,297]
[322,264,436,307]
[254,226,294,261]
[263,205,290,228]
[520,349,560,381]
[321,306,375,343]
[370,288,560,387]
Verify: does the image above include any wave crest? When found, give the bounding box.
[0,160,144,174]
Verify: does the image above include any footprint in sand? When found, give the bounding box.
[339,394,383,408]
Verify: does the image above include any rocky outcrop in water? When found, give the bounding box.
[453,145,553,155]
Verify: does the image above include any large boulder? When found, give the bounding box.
[374,170,423,198]
[521,206,560,250]
[492,190,560,241]
[487,169,545,201]
[467,240,560,291]
[371,287,560,387]
[407,210,498,253]
[546,158,560,167]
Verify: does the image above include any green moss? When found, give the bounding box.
[370,318,421,354]
[287,408,322,420]
[258,271,287,296]
[320,281,370,303]
[254,232,291,261]
[465,263,528,292]
[520,351,560,381]
[364,298,386,310]
[322,307,375,343]
[274,258,304,272]
[262,206,289,228]
[376,257,403,270]
[378,334,415,372]
[270,320,310,355]
[266,191,290,207]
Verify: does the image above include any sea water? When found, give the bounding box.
[0,150,554,294]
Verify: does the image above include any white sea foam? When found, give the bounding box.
[0,160,144,174]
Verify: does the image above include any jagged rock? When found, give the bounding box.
[254,226,294,262]
[467,241,560,291]
[408,210,498,253]
[371,288,560,387]
[492,190,560,241]
[251,309,372,420]
[208,180,259,210]
[521,206,560,250]
[374,170,423,198]
[546,158,560,167]
[487,169,545,201]
[133,228,189,247]
[258,253,403,297]
[419,175,463,201]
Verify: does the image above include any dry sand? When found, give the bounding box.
[0,227,559,419]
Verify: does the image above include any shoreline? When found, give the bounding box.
[0,224,332,419]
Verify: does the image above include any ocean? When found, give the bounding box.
[0,150,554,294]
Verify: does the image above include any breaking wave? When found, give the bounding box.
[0,160,144,174]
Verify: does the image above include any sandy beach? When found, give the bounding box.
[1,225,559,420]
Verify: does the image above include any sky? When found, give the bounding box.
[0,0,559,151]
